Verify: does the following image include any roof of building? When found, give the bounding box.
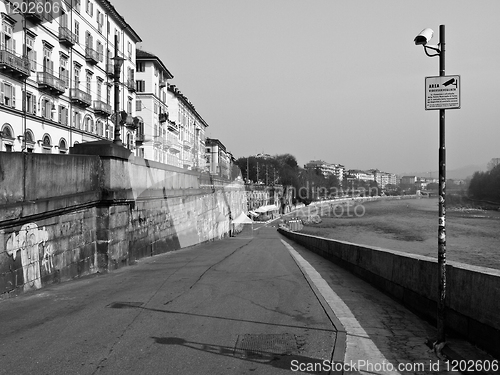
[99,0,142,43]
[168,85,209,128]
[136,49,174,79]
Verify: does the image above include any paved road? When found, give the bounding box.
[1,222,495,375]
[0,226,337,375]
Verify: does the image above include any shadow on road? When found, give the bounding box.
[152,336,337,374]
[107,301,336,333]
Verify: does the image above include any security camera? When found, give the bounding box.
[414,28,434,45]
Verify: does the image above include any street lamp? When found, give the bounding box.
[414,25,447,349]
[112,47,125,145]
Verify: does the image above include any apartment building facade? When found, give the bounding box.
[167,84,208,170]
[206,137,232,178]
[304,160,345,181]
[0,0,141,154]
[134,49,174,162]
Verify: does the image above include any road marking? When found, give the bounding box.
[281,239,401,375]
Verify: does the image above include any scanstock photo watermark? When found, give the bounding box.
[291,359,499,373]
[5,1,78,23]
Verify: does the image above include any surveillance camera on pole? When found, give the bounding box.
[414,28,441,56]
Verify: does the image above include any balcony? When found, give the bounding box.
[163,140,172,149]
[70,88,92,107]
[93,100,112,116]
[169,139,181,154]
[0,49,30,78]
[183,140,192,150]
[59,27,77,47]
[85,47,100,65]
[167,120,179,133]
[159,113,168,123]
[22,0,43,23]
[37,72,65,95]
[135,133,145,144]
[126,79,136,92]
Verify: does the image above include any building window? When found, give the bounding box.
[58,105,68,126]
[96,40,103,62]
[84,116,94,133]
[43,47,54,74]
[127,99,132,115]
[60,57,69,87]
[73,111,81,129]
[137,62,145,72]
[1,82,16,108]
[136,80,145,92]
[74,65,80,88]
[86,73,91,94]
[74,21,80,44]
[26,36,37,71]
[86,0,93,16]
[85,31,93,51]
[24,91,36,114]
[96,78,103,101]
[136,100,142,111]
[128,41,132,60]
[97,10,103,33]
[59,138,67,154]
[96,120,103,136]
[2,22,15,53]
[41,134,52,154]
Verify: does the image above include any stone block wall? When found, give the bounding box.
[0,149,247,298]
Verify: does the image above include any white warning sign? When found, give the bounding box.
[425,75,461,110]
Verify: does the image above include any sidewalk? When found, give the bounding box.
[269,225,499,375]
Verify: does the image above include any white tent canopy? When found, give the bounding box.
[232,212,254,224]
[254,205,279,213]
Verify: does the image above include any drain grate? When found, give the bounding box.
[234,333,298,358]
[107,302,144,309]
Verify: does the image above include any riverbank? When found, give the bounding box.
[297,197,500,270]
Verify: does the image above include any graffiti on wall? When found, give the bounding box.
[6,223,52,291]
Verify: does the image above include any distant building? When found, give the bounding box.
[347,169,375,182]
[167,84,208,170]
[369,169,397,189]
[135,49,174,163]
[206,138,231,179]
[305,160,345,181]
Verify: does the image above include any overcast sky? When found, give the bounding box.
[118,0,500,174]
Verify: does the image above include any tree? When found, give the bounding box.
[487,158,500,171]
[468,165,500,202]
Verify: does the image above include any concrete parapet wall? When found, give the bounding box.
[0,151,247,298]
[278,228,500,359]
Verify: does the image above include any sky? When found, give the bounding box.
[117,0,500,175]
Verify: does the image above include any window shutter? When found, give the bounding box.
[0,82,4,105]
[58,105,62,123]
[32,50,37,71]
[65,108,69,125]
[13,38,16,53]
[32,94,36,114]
[11,85,15,108]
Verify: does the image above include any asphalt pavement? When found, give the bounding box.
[0,223,497,375]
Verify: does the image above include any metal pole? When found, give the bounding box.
[113,34,122,145]
[437,24,446,344]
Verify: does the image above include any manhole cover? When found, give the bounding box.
[107,302,144,309]
[234,333,298,358]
